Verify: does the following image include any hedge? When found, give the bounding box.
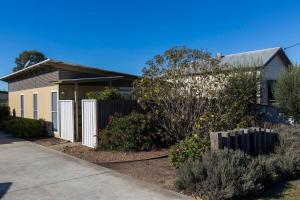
[4,118,47,138]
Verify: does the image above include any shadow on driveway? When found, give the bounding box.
[0,182,12,199]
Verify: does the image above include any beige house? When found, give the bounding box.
[0,59,138,138]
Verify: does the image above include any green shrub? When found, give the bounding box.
[98,112,168,151]
[175,149,267,200]
[0,106,10,130]
[4,118,47,138]
[174,126,300,199]
[259,125,300,180]
[168,134,210,168]
[0,106,10,122]
[274,66,300,121]
[86,87,122,100]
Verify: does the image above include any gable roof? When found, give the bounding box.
[0,59,139,82]
[220,47,291,68]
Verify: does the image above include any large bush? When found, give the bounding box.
[175,125,300,200]
[133,47,260,141]
[175,149,266,200]
[168,134,210,168]
[86,87,122,100]
[4,118,47,138]
[274,66,300,121]
[98,112,170,151]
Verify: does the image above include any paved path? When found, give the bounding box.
[0,133,189,200]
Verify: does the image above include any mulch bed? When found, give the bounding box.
[102,158,176,190]
[55,144,169,163]
[31,137,176,190]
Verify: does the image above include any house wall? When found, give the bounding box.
[264,55,287,80]
[260,55,287,105]
[8,85,59,135]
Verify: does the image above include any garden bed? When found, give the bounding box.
[31,137,168,163]
[55,144,169,163]
[102,158,176,190]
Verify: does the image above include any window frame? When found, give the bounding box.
[33,92,38,120]
[20,94,24,118]
[51,91,59,132]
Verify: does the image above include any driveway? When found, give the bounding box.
[0,133,189,200]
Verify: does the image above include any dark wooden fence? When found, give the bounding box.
[210,127,278,155]
[97,100,141,129]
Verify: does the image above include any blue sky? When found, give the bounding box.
[0,0,300,90]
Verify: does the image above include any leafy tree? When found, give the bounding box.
[133,47,260,140]
[134,47,219,140]
[13,50,46,72]
[274,65,300,121]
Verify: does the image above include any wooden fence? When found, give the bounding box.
[97,100,141,129]
[210,127,278,155]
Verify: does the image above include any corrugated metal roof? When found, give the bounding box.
[220,47,282,67]
[0,59,139,82]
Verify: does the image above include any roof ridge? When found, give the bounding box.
[223,47,281,57]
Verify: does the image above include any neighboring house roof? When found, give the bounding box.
[220,47,292,68]
[0,59,139,82]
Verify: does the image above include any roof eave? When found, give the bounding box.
[0,59,51,82]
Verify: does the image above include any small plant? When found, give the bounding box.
[86,87,122,100]
[98,112,168,151]
[168,134,210,168]
[4,118,47,138]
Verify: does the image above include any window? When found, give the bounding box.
[20,95,24,118]
[51,92,58,131]
[267,80,276,104]
[33,93,38,120]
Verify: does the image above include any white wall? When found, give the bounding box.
[260,55,287,105]
[263,54,287,80]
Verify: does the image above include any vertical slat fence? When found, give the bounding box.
[81,99,98,148]
[97,100,140,129]
[59,100,75,142]
[210,127,277,155]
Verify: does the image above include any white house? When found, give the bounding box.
[220,47,291,105]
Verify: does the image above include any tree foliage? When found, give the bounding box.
[86,87,122,100]
[274,65,300,121]
[133,47,260,140]
[13,50,46,72]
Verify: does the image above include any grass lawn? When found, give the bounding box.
[256,179,300,200]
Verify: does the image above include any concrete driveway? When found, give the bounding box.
[0,133,189,200]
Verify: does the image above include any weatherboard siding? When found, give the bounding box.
[260,55,288,105]
[8,71,59,92]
